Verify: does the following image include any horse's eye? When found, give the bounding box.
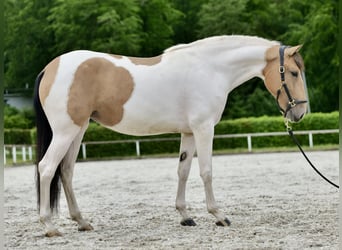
[291,71,298,77]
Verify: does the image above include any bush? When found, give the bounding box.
[82,123,180,157]
[4,112,338,158]
[4,105,35,129]
[214,112,338,149]
[4,129,33,144]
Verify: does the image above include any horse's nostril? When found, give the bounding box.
[294,113,305,122]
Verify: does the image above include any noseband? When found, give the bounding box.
[276,46,307,117]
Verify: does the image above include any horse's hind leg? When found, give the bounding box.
[60,122,93,231]
[176,133,196,226]
[39,127,81,237]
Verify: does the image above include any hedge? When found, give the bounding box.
[4,112,339,158]
[213,111,339,150]
[4,129,33,145]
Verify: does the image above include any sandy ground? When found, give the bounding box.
[4,151,339,250]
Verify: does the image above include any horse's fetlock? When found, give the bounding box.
[207,206,219,215]
[71,212,82,221]
[176,203,186,211]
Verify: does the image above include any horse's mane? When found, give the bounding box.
[164,35,279,53]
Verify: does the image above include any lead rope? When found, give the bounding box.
[285,121,339,189]
[278,46,338,189]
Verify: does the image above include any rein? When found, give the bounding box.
[278,46,339,189]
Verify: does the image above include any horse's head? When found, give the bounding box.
[263,45,307,123]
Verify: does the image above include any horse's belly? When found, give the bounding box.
[108,113,191,136]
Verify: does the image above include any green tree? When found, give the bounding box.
[4,0,55,90]
[4,0,183,91]
[171,0,206,43]
[48,0,143,55]
[197,0,251,38]
[140,0,184,56]
[280,0,338,112]
[4,0,338,118]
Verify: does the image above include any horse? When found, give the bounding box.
[33,35,307,237]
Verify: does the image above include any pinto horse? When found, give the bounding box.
[34,35,307,236]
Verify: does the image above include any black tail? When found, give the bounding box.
[34,71,61,214]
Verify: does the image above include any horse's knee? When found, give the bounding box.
[39,163,52,182]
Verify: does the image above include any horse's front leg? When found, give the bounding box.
[193,124,231,226]
[176,133,196,226]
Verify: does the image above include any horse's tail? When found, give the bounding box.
[34,71,61,214]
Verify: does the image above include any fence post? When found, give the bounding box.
[82,143,87,159]
[28,146,33,161]
[12,146,17,163]
[247,135,252,152]
[135,141,141,157]
[308,132,313,148]
[22,146,26,161]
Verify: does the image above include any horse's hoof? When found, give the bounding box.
[215,218,231,227]
[78,223,94,231]
[45,229,62,237]
[181,218,197,226]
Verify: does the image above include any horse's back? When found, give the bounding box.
[38,50,193,135]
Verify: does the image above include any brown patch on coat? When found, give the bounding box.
[109,54,162,66]
[67,57,134,126]
[262,45,281,97]
[39,57,60,105]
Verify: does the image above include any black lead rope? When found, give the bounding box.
[287,128,339,189]
[278,46,338,189]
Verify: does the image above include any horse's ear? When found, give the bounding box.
[287,45,303,56]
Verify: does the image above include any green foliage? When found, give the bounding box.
[79,112,341,157]
[223,79,280,118]
[4,129,32,144]
[213,111,338,149]
[197,0,251,38]
[48,0,143,55]
[280,0,339,112]
[171,0,207,43]
[4,0,183,91]
[4,112,338,157]
[4,105,35,129]
[4,0,55,90]
[4,0,338,118]
[140,0,184,56]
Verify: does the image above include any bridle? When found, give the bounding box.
[276,46,307,118]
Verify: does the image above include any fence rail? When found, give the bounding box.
[4,129,339,164]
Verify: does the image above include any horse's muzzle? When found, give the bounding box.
[285,103,307,122]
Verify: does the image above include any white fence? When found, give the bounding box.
[4,145,34,165]
[4,129,339,164]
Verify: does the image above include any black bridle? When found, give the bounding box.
[278,46,339,189]
[276,46,307,118]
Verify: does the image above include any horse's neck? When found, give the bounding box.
[170,37,278,92]
[206,45,272,92]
